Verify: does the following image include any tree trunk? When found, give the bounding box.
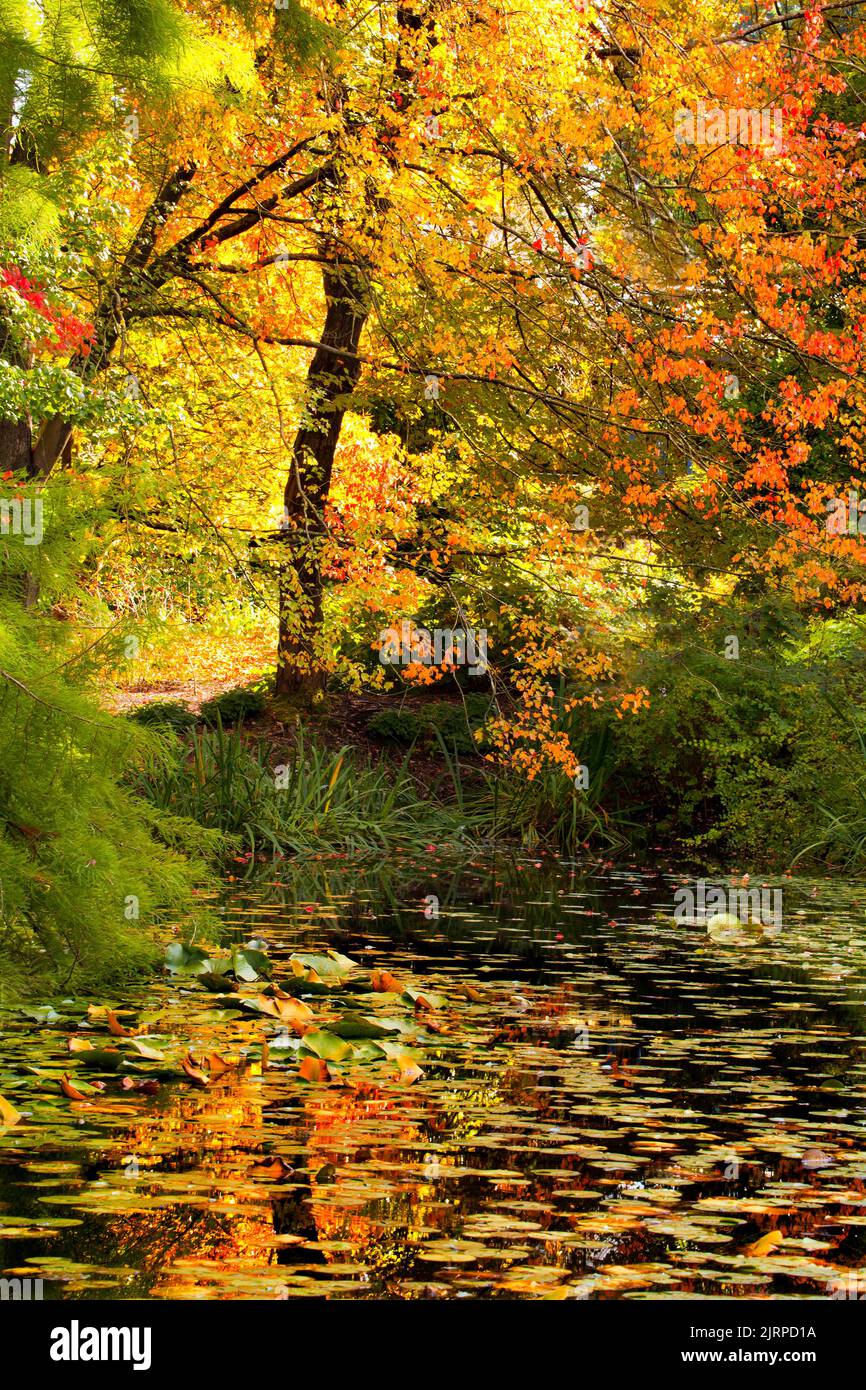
[275,262,368,696]
[273,3,430,697]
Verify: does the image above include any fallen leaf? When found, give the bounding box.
[181,1056,209,1087]
[60,1074,88,1101]
[248,1156,293,1180]
[394,1056,424,1084]
[371,969,401,993]
[743,1230,783,1257]
[299,1056,331,1082]
[0,1093,22,1126]
[127,1038,166,1062]
[107,1010,134,1038]
[202,1051,241,1075]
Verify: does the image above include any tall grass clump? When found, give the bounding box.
[133,719,470,856]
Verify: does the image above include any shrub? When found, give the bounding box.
[127,700,196,733]
[366,709,423,744]
[426,702,481,754]
[200,686,267,726]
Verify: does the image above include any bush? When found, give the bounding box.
[200,686,267,726]
[367,698,493,752]
[426,702,482,754]
[366,709,423,744]
[128,700,196,733]
[610,616,866,866]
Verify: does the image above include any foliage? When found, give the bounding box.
[127,700,196,733]
[366,696,493,754]
[366,708,423,745]
[134,722,468,857]
[0,490,217,1000]
[199,686,266,727]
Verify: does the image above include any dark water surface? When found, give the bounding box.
[2,855,866,1300]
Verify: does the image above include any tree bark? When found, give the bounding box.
[274,3,429,696]
[275,262,368,695]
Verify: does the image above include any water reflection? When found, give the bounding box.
[2,855,866,1300]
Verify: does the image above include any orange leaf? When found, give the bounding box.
[371,969,401,993]
[181,1055,209,1087]
[107,1010,134,1038]
[248,1156,293,1180]
[277,997,315,1030]
[743,1230,783,1257]
[60,1074,88,1101]
[299,1056,330,1083]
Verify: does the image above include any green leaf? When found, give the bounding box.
[164,942,213,975]
[300,1031,355,1063]
[231,947,271,982]
[290,951,358,979]
[402,987,446,1009]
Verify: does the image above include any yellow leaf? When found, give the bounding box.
[0,1093,22,1126]
[743,1230,783,1257]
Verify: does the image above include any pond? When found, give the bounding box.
[2,854,866,1301]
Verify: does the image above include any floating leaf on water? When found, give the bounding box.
[59,1075,88,1101]
[403,986,447,1010]
[299,1056,330,1083]
[801,1147,834,1170]
[248,1156,293,1181]
[199,972,237,994]
[106,1011,134,1038]
[742,1230,784,1257]
[290,951,358,979]
[370,970,401,993]
[19,1005,62,1025]
[180,1056,209,1087]
[0,1092,22,1125]
[328,1014,403,1040]
[231,947,271,982]
[164,942,213,976]
[126,1038,167,1062]
[76,1048,122,1073]
[300,1031,355,1063]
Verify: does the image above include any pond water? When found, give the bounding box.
[2,854,866,1301]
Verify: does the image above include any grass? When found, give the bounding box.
[132,719,471,858]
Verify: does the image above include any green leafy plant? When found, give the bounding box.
[127,700,196,733]
[366,709,423,744]
[134,721,470,857]
[200,687,267,726]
